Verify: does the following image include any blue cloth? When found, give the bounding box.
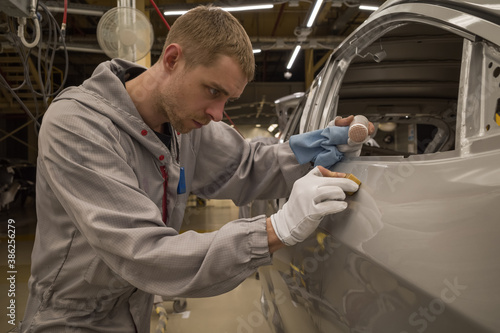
[289,126,349,169]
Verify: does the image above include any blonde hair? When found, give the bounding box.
[160,5,255,81]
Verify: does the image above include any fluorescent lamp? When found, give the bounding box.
[224,4,273,12]
[253,49,262,54]
[163,10,188,16]
[268,124,278,132]
[306,0,324,28]
[164,4,273,16]
[286,45,301,70]
[359,5,379,11]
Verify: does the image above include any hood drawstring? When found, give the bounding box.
[160,166,168,225]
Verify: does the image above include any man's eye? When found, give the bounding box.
[209,88,219,96]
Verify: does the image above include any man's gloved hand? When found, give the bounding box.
[330,115,374,158]
[289,115,375,168]
[270,166,359,246]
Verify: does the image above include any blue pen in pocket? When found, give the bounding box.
[177,167,186,194]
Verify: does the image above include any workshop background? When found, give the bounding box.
[0,1,383,332]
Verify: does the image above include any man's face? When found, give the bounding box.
[158,55,248,134]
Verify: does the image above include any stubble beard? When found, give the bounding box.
[157,86,190,134]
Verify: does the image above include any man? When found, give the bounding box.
[21,5,365,332]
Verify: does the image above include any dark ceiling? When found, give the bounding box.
[45,0,383,82]
[0,0,385,130]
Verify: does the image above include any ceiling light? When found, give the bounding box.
[164,4,273,16]
[253,49,262,54]
[286,45,301,70]
[306,0,324,28]
[359,5,379,11]
[224,4,274,12]
[268,124,278,132]
[163,10,187,16]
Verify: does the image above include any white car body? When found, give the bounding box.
[259,1,500,332]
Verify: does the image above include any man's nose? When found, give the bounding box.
[205,101,225,122]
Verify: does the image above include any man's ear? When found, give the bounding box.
[162,44,182,71]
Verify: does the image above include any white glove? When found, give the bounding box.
[329,115,371,157]
[270,167,359,246]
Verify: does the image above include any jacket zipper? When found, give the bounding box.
[160,166,168,225]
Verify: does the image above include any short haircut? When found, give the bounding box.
[160,5,255,81]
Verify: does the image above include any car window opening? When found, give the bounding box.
[337,23,462,157]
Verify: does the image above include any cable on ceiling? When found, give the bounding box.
[0,1,69,135]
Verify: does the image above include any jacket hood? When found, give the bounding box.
[52,59,172,162]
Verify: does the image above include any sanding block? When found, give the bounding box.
[344,173,361,195]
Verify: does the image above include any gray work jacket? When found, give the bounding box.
[21,59,309,332]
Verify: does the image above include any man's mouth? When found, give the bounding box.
[193,118,211,129]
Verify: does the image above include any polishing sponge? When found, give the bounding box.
[344,173,361,195]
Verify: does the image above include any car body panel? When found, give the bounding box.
[260,1,500,332]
